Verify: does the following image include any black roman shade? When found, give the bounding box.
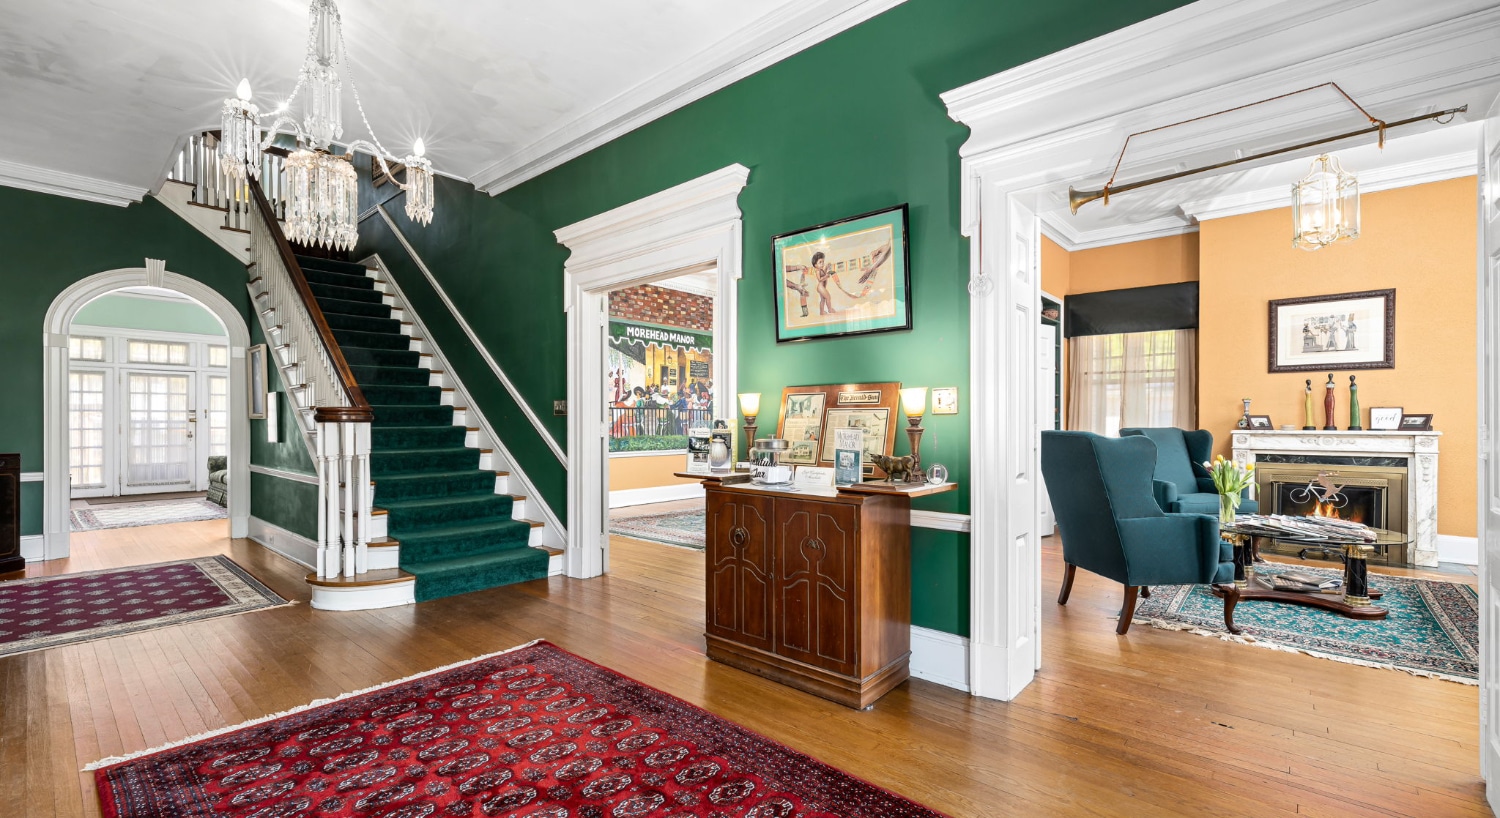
[1063,282,1199,338]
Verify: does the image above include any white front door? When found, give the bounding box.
[1479,90,1500,811]
[122,370,196,495]
[1038,322,1057,536]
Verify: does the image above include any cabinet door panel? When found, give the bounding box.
[774,499,857,675]
[706,492,774,651]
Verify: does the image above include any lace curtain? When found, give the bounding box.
[1067,329,1196,435]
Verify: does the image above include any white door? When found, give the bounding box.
[1038,322,1057,535]
[68,368,111,498]
[1479,91,1500,810]
[122,370,196,494]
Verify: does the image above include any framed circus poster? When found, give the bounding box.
[771,205,911,343]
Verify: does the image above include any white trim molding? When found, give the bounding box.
[0,159,146,207]
[470,0,905,194]
[556,164,749,579]
[910,626,971,692]
[248,464,319,485]
[42,267,251,561]
[1039,214,1198,252]
[910,510,972,533]
[371,206,566,466]
[20,535,44,562]
[247,516,316,569]
[609,483,704,509]
[20,472,43,483]
[1438,535,1480,566]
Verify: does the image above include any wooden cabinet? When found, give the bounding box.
[0,454,22,576]
[703,483,912,709]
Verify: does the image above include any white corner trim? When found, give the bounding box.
[20,535,44,562]
[910,510,972,533]
[0,159,147,207]
[248,464,319,485]
[20,472,43,483]
[247,516,316,569]
[370,207,567,466]
[910,626,970,692]
[1437,534,1479,566]
[609,483,704,509]
[1179,150,1479,222]
[470,0,906,194]
[1040,213,1198,252]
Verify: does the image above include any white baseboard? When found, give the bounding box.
[1437,534,1479,566]
[19,534,44,562]
[609,483,704,509]
[910,625,970,692]
[247,516,316,569]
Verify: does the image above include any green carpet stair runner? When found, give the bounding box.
[297,255,549,601]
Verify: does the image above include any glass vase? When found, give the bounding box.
[1219,493,1240,525]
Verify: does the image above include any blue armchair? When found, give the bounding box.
[1119,427,1258,516]
[1040,431,1241,635]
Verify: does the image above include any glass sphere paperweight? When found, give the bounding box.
[926,463,949,485]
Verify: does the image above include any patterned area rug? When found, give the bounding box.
[609,509,706,550]
[71,498,228,532]
[93,640,946,818]
[1134,562,1478,683]
[0,556,289,657]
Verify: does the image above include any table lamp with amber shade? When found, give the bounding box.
[738,393,761,455]
[900,387,928,483]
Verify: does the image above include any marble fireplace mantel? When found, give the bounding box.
[1231,430,1441,566]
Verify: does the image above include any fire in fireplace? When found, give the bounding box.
[1275,482,1384,527]
[1252,460,1409,566]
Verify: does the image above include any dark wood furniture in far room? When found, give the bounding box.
[690,473,955,709]
[0,453,24,575]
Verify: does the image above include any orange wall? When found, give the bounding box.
[1041,235,1071,296]
[1198,177,1477,537]
[1068,232,1199,294]
[608,454,697,492]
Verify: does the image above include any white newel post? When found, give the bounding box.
[355,422,371,574]
[341,422,356,577]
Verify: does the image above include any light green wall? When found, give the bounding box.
[357,0,1192,636]
[73,293,226,336]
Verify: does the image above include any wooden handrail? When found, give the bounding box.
[247,178,374,423]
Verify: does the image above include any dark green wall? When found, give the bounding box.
[356,0,1189,636]
[0,188,250,535]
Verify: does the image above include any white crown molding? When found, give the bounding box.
[471,0,905,194]
[1040,213,1198,252]
[0,159,146,207]
[1179,150,1478,222]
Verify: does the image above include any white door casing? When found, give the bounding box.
[555,165,750,579]
[1478,89,1500,808]
[42,264,252,559]
[1038,321,1057,537]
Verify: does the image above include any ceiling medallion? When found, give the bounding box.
[218,0,435,249]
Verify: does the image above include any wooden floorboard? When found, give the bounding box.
[0,519,1487,817]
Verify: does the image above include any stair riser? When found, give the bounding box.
[371,449,479,475]
[297,256,374,277]
[375,472,498,502]
[363,385,443,405]
[410,552,549,602]
[398,527,534,562]
[308,281,384,305]
[341,346,422,368]
[303,269,374,290]
[318,298,393,320]
[371,406,455,427]
[332,329,413,352]
[324,312,402,335]
[371,426,467,449]
[387,496,515,530]
[351,366,431,387]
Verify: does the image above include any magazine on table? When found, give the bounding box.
[1267,571,1343,593]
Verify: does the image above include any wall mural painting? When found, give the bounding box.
[607,319,713,452]
[772,205,912,342]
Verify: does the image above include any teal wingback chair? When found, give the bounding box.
[1119,427,1259,516]
[1040,431,1241,635]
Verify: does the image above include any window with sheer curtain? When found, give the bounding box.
[1067,329,1196,435]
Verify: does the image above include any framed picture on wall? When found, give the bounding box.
[1267,289,1395,373]
[774,382,902,476]
[247,344,268,420]
[771,205,911,343]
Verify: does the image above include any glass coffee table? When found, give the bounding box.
[1212,520,1406,623]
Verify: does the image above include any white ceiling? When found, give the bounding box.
[0,0,896,199]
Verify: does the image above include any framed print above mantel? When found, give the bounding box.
[772,205,911,343]
[1267,288,1395,373]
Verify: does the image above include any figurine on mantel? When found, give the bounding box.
[1348,375,1362,431]
[1237,398,1252,429]
[1323,374,1338,431]
[1303,379,1316,430]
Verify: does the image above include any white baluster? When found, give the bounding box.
[356,422,371,574]
[341,422,356,577]
[315,421,333,578]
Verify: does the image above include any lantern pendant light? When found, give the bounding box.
[1291,154,1360,251]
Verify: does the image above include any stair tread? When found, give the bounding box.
[305,568,415,588]
[402,549,546,573]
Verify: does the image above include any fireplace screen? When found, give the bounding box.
[1273,482,1384,528]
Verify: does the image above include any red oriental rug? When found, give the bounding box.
[0,556,290,657]
[92,640,946,818]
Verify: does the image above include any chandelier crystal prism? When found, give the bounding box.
[1291,154,1359,251]
[216,0,435,248]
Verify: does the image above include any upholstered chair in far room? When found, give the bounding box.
[1119,427,1259,516]
[1040,431,1241,635]
[206,456,229,507]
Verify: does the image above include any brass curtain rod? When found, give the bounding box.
[1069,104,1467,214]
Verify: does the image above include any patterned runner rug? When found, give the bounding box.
[1134,562,1478,683]
[608,509,706,550]
[0,556,289,657]
[71,498,228,532]
[93,640,947,818]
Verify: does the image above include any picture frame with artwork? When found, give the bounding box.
[247,344,268,420]
[1398,413,1434,431]
[771,205,912,343]
[1368,406,1404,431]
[774,382,902,476]
[1246,415,1274,430]
[1267,289,1395,373]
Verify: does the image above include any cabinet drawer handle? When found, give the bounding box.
[730,527,749,547]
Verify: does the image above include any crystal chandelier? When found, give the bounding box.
[218,0,436,249]
[1291,154,1359,251]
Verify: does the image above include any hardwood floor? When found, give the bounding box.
[1,521,1487,817]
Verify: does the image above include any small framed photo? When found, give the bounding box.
[1246,415,1274,430]
[932,387,959,415]
[1369,407,1404,430]
[247,344,268,420]
[1398,413,1434,431]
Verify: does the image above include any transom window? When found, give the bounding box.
[207,345,229,368]
[127,340,190,365]
[68,336,105,361]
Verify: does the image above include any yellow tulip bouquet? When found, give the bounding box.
[1203,455,1256,525]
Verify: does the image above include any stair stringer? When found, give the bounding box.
[360,253,565,574]
[154,180,253,263]
[242,279,321,468]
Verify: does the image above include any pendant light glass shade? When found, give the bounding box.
[403,148,435,226]
[302,0,344,149]
[218,80,260,181]
[1292,154,1359,251]
[284,149,359,250]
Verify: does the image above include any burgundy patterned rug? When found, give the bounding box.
[93,640,946,818]
[0,556,289,657]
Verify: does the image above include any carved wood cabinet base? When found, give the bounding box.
[703,482,912,709]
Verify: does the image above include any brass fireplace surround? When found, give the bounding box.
[1253,462,1409,566]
